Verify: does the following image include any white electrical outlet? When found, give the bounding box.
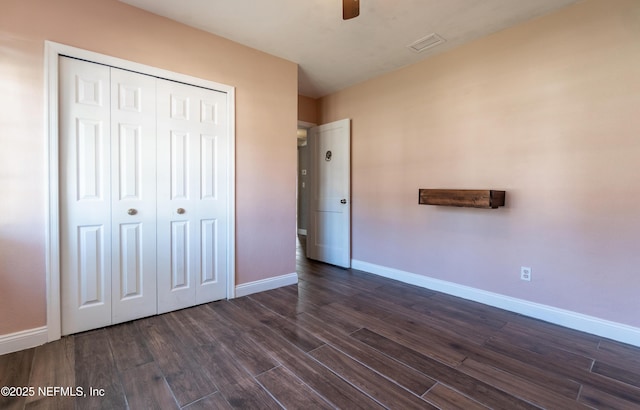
[521,266,532,281]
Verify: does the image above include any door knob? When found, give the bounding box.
[177,208,186,214]
[340,199,347,204]
[127,208,137,215]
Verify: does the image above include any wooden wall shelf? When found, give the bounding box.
[419,189,506,209]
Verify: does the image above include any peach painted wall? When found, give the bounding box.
[320,0,640,327]
[0,0,297,335]
[298,94,319,124]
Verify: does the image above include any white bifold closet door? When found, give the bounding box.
[60,58,114,334]
[156,78,229,313]
[60,57,228,335]
[110,67,158,325]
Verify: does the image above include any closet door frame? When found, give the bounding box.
[45,41,236,342]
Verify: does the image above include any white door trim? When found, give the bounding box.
[45,41,236,343]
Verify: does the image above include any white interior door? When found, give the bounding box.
[156,79,229,313]
[307,119,351,268]
[60,57,113,335]
[110,68,158,324]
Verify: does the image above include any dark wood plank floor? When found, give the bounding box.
[2,236,640,409]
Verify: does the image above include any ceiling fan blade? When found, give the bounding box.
[343,0,360,20]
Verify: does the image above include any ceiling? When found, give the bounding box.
[119,0,581,98]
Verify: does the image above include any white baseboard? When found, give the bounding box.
[351,259,640,348]
[235,272,298,298]
[297,229,307,235]
[0,326,48,355]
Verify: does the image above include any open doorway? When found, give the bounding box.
[297,121,315,262]
[297,121,315,236]
[297,119,351,268]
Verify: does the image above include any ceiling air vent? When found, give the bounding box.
[407,33,445,53]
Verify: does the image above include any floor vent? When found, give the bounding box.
[407,33,445,53]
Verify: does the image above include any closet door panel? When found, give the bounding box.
[156,79,228,313]
[195,88,229,303]
[157,81,197,313]
[60,57,112,335]
[110,68,158,324]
